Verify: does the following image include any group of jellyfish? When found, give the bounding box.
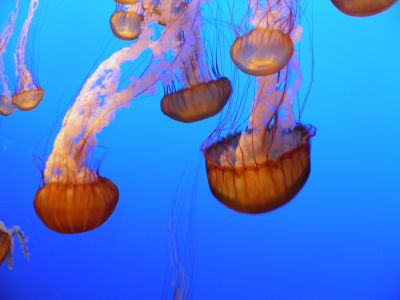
[0,0,397,288]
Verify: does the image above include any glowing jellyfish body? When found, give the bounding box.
[110,7,144,40]
[0,96,15,116]
[34,177,119,234]
[161,16,232,123]
[115,0,140,4]
[331,0,397,16]
[161,78,232,123]
[231,28,294,76]
[0,222,29,269]
[38,1,205,233]
[14,0,44,112]
[12,88,44,111]
[205,127,314,213]
[0,0,20,116]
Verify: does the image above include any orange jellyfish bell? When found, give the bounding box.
[34,176,119,234]
[204,126,314,214]
[12,88,44,111]
[110,10,144,40]
[161,77,232,123]
[231,28,294,76]
[331,0,397,16]
[0,231,11,266]
[0,95,15,116]
[115,0,140,4]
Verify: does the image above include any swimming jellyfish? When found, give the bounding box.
[0,0,20,116]
[230,1,296,76]
[331,0,397,17]
[0,221,29,270]
[13,0,44,112]
[203,1,315,214]
[35,0,208,233]
[160,15,232,123]
[115,0,140,4]
[110,3,144,40]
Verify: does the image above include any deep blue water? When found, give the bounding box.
[1,1,400,299]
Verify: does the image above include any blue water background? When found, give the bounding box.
[0,1,400,299]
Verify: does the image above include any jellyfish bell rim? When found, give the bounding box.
[110,10,144,41]
[204,125,315,214]
[331,0,398,17]
[230,28,294,76]
[114,0,140,4]
[12,88,45,111]
[161,77,232,123]
[34,176,119,234]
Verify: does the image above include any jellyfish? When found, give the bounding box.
[13,0,44,112]
[34,177,120,234]
[0,221,29,270]
[230,1,296,76]
[0,0,20,117]
[203,0,314,214]
[35,0,207,233]
[160,17,232,123]
[331,0,397,17]
[115,0,140,4]
[110,3,144,40]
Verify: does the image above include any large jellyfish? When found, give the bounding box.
[110,3,144,41]
[13,0,44,112]
[203,0,315,214]
[35,0,210,233]
[230,1,296,76]
[331,0,398,17]
[0,0,20,117]
[0,221,29,270]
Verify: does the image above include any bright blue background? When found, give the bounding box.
[1,1,400,299]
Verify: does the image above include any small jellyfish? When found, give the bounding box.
[13,0,44,112]
[230,1,297,76]
[231,28,294,76]
[115,0,140,4]
[0,0,20,116]
[12,89,45,111]
[161,24,232,123]
[110,4,144,40]
[36,0,204,233]
[0,221,29,270]
[331,0,397,17]
[161,77,232,123]
[0,96,15,116]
